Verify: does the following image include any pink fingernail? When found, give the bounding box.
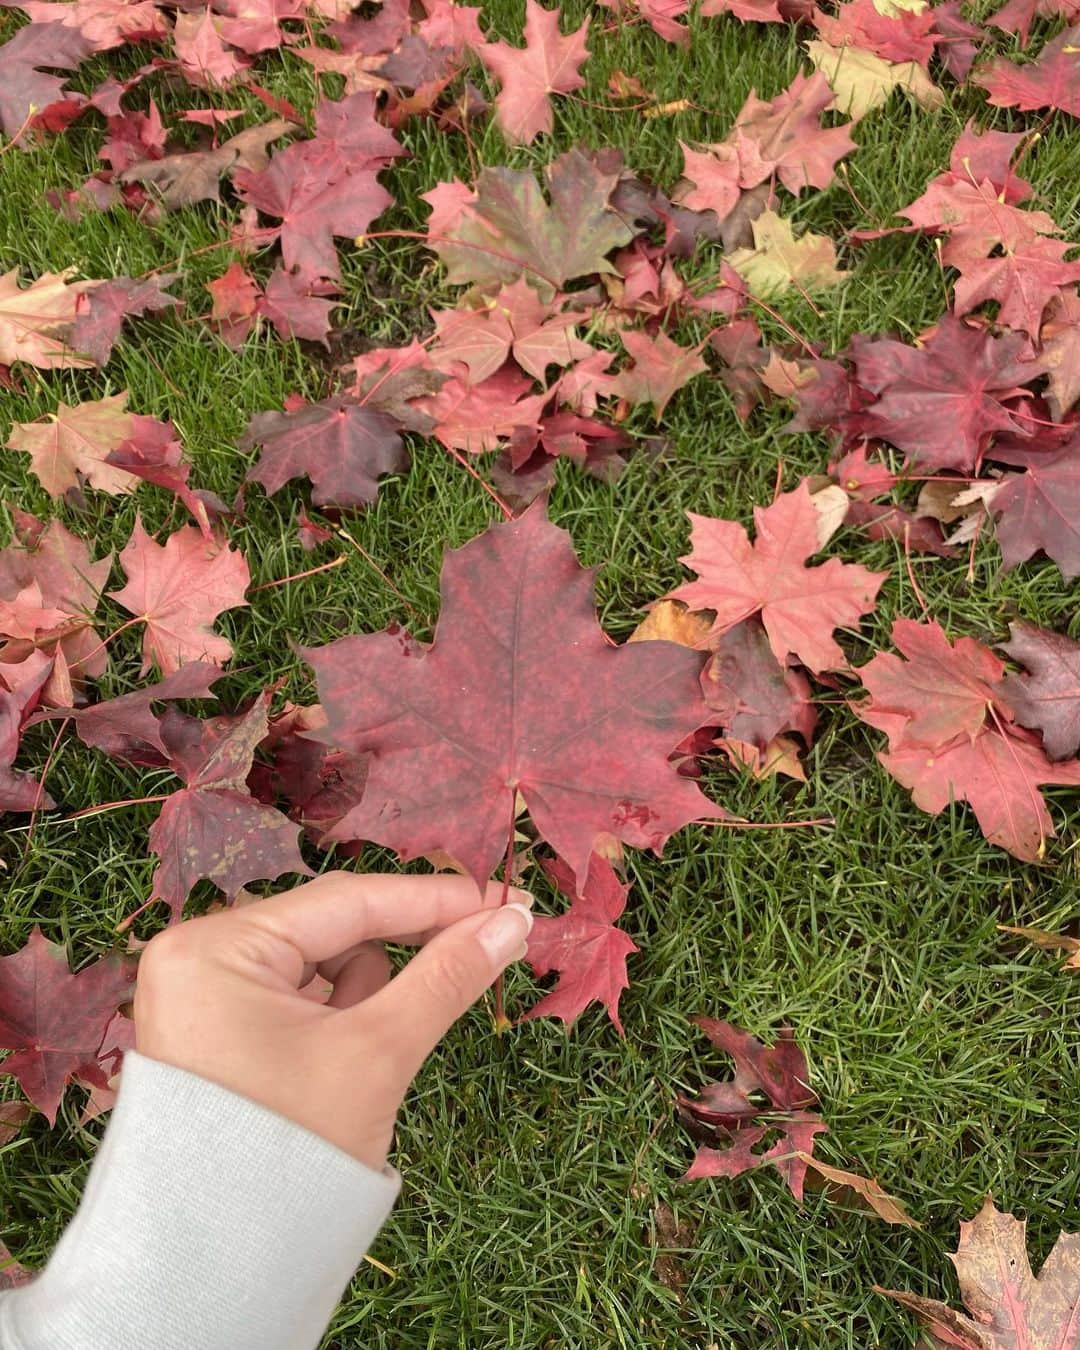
[478,903,533,965]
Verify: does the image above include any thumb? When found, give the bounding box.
[362,900,534,1074]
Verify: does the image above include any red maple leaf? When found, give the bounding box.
[234,139,393,283]
[731,71,855,197]
[612,329,708,417]
[479,0,589,145]
[206,261,261,348]
[109,518,250,674]
[257,267,339,345]
[0,24,93,139]
[668,482,887,673]
[70,273,179,366]
[973,26,1080,117]
[305,503,720,888]
[148,693,311,920]
[412,365,548,454]
[106,416,222,539]
[987,435,1080,580]
[521,854,638,1033]
[0,653,54,811]
[1000,620,1080,761]
[704,617,817,749]
[242,395,408,509]
[854,619,1080,861]
[0,928,135,1123]
[847,315,1031,472]
[813,0,937,64]
[678,1018,826,1202]
[989,0,1080,42]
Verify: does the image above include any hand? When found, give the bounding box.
[134,872,534,1171]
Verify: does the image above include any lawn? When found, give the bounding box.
[1,0,1079,1346]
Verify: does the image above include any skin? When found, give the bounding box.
[135,871,535,1170]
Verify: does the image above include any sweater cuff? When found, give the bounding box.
[0,1051,399,1350]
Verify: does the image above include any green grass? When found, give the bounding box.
[1,3,1079,1346]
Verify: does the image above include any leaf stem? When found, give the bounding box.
[492,793,518,1034]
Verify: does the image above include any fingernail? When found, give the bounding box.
[507,887,534,909]
[477,902,534,965]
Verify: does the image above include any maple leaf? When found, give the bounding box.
[122,118,293,209]
[704,618,818,748]
[431,277,592,384]
[234,139,393,283]
[953,230,1080,339]
[479,0,589,144]
[0,653,54,810]
[412,366,548,454]
[69,273,179,367]
[813,0,937,65]
[106,417,222,538]
[668,482,886,674]
[306,503,720,889]
[0,22,93,138]
[5,392,139,497]
[879,1197,1080,1347]
[678,1018,826,1202]
[426,148,636,296]
[109,518,250,675]
[0,269,99,370]
[147,693,311,920]
[258,267,339,345]
[805,39,943,120]
[0,928,135,1123]
[612,330,708,417]
[675,141,742,223]
[0,515,111,700]
[973,26,1080,117]
[857,617,1009,747]
[32,661,223,768]
[597,0,689,43]
[731,71,856,194]
[847,316,1030,473]
[1039,290,1080,420]
[1000,620,1080,760]
[727,211,844,298]
[206,262,261,348]
[521,853,638,1033]
[990,0,1080,43]
[854,620,1080,861]
[8,0,168,49]
[242,396,407,508]
[174,7,251,88]
[988,435,1080,580]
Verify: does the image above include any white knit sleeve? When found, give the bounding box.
[0,1051,400,1350]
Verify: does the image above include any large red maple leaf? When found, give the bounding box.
[148,693,311,920]
[847,315,1031,472]
[668,482,886,674]
[521,854,638,1033]
[0,928,135,1123]
[479,0,589,145]
[305,504,721,889]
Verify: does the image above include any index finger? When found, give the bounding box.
[238,870,532,963]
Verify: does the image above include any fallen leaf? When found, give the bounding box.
[306,502,721,889]
[669,482,886,673]
[973,25,1080,117]
[879,1197,1080,1345]
[998,924,1080,971]
[109,518,250,674]
[613,329,708,417]
[5,393,140,498]
[727,210,844,298]
[797,1154,920,1227]
[806,38,943,119]
[479,0,589,144]
[0,269,99,370]
[999,620,1080,759]
[0,928,135,1123]
[521,853,638,1032]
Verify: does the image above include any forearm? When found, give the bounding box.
[0,1052,399,1350]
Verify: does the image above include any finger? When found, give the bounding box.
[237,871,532,963]
[354,902,533,1074]
[324,944,391,1009]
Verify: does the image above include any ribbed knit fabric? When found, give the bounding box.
[0,1052,400,1349]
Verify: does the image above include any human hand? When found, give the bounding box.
[134,872,534,1170]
